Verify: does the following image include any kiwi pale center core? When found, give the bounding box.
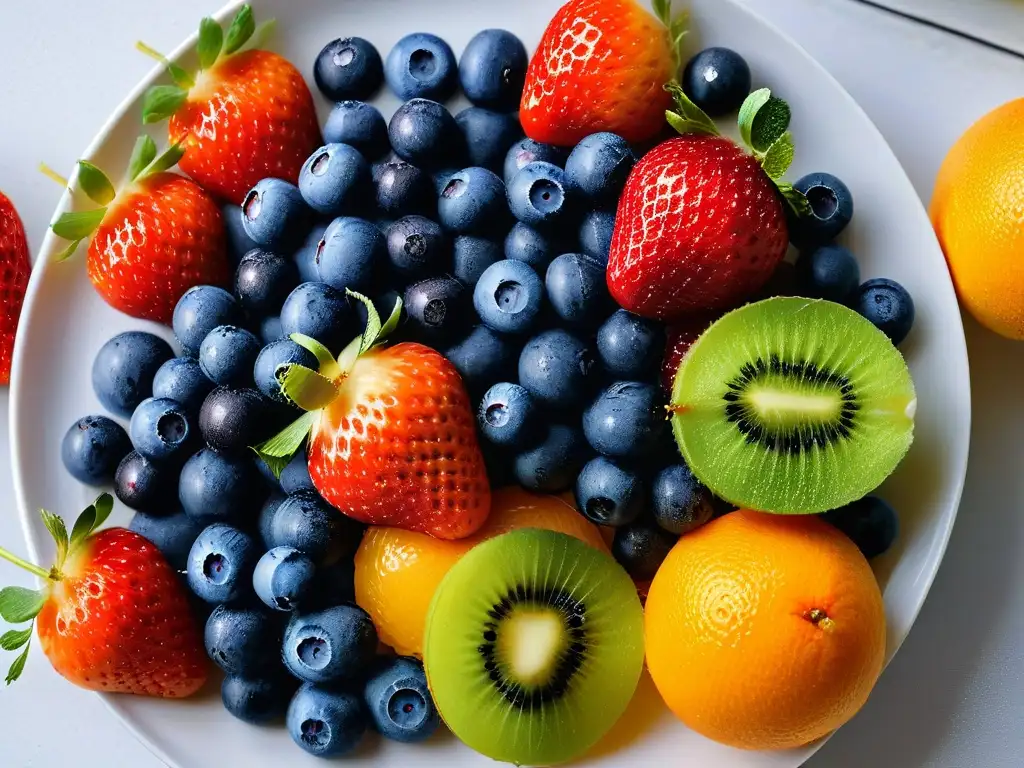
[497,608,568,686]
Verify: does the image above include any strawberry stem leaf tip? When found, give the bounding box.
[0,494,112,685]
[665,83,812,217]
[652,0,690,68]
[252,292,405,477]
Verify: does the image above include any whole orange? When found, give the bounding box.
[354,487,605,657]
[930,98,1024,339]
[645,510,886,751]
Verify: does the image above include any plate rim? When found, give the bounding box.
[8,0,972,766]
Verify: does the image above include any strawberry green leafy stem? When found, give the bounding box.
[665,83,812,217]
[0,494,112,685]
[652,0,690,71]
[252,292,404,478]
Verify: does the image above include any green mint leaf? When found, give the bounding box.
[127,135,158,182]
[738,88,771,148]
[279,364,339,411]
[39,511,68,568]
[664,82,719,137]
[53,239,83,263]
[346,290,382,354]
[51,209,106,241]
[0,588,46,624]
[223,5,256,55]
[239,18,277,53]
[252,410,319,477]
[289,333,338,371]
[93,494,113,530]
[761,131,795,181]
[142,144,186,178]
[75,162,116,206]
[141,85,188,125]
[0,627,32,652]
[197,17,224,69]
[5,640,30,685]
[652,0,672,27]
[777,182,813,218]
[69,504,96,552]
[377,296,404,342]
[751,96,791,153]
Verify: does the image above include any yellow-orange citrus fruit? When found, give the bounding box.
[645,510,886,751]
[930,98,1024,339]
[354,487,605,656]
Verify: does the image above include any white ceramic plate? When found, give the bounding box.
[10,0,971,766]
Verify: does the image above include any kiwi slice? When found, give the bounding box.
[671,297,916,514]
[423,528,644,766]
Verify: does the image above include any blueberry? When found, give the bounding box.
[505,222,560,272]
[198,325,261,387]
[612,520,677,581]
[179,448,264,523]
[455,107,523,173]
[60,415,130,486]
[242,178,311,252]
[431,167,460,196]
[280,447,315,495]
[404,277,467,344]
[651,464,715,535]
[854,278,915,345]
[374,159,433,217]
[507,162,571,227]
[565,133,635,204]
[287,683,368,757]
[222,674,297,725]
[364,657,439,743]
[198,387,268,452]
[584,382,667,460]
[578,209,616,263]
[596,309,665,379]
[253,546,317,612]
[545,253,611,328]
[575,457,644,527]
[823,495,900,559]
[258,492,286,549]
[223,203,259,268]
[283,604,377,684]
[204,603,281,674]
[473,259,545,334]
[439,167,508,235]
[443,325,519,396]
[682,47,752,117]
[233,249,299,319]
[280,282,354,352]
[797,244,860,303]
[314,37,383,101]
[478,382,539,449]
[116,450,178,513]
[129,397,194,464]
[173,286,242,359]
[453,235,502,286]
[513,423,588,493]
[129,507,202,571]
[503,138,567,186]
[299,144,372,217]
[385,32,458,101]
[92,331,174,417]
[385,215,448,282]
[792,172,855,248]
[293,223,329,284]
[323,101,389,159]
[459,29,528,111]
[188,523,260,603]
[518,329,596,409]
[152,357,215,416]
[388,99,462,170]
[259,316,284,346]
[314,216,385,294]
[254,340,317,404]
[268,490,360,566]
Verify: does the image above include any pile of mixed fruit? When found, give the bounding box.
[0,0,921,763]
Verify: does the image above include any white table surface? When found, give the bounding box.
[1,1,1022,765]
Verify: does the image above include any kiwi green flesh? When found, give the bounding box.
[423,529,644,766]
[671,297,916,514]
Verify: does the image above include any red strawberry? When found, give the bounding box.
[0,496,207,696]
[520,0,681,146]
[50,139,229,324]
[141,6,321,204]
[257,296,491,540]
[0,193,31,384]
[607,86,809,321]
[660,315,717,394]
